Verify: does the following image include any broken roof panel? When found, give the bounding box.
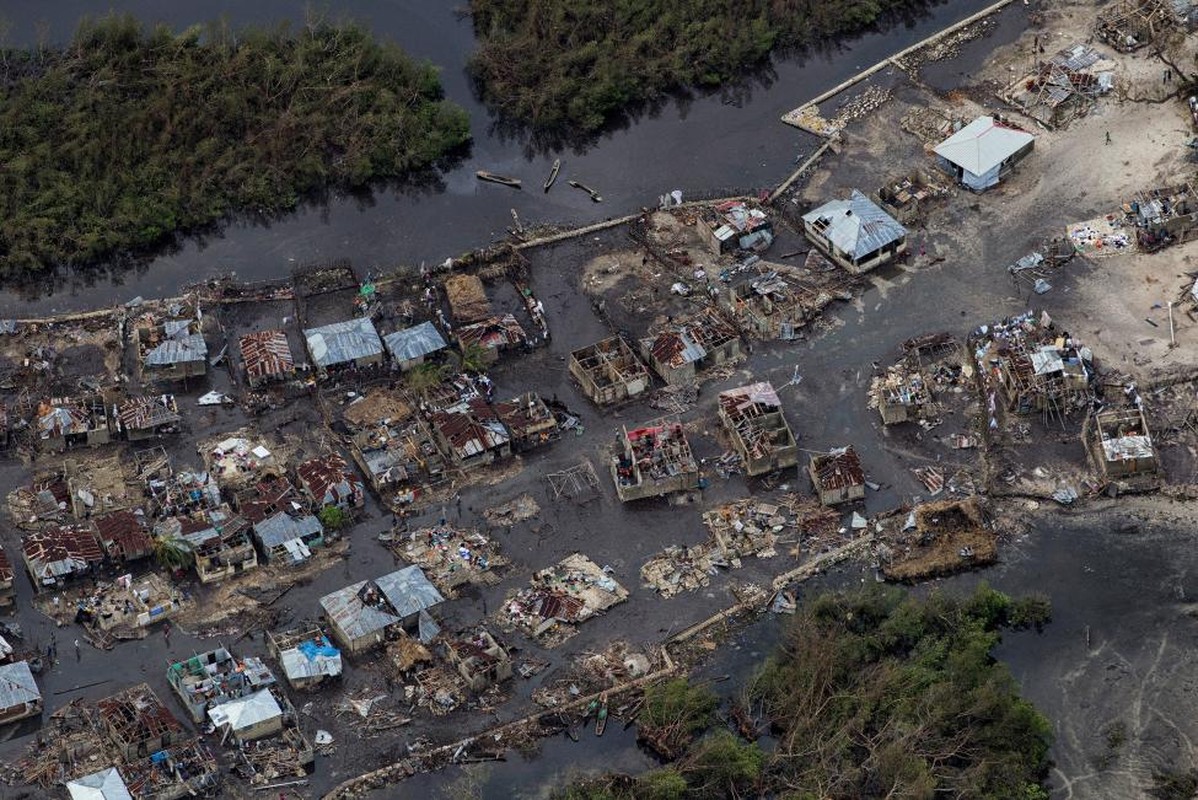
[117,395,180,431]
[718,382,782,413]
[95,509,153,561]
[239,329,295,381]
[304,317,383,368]
[23,525,104,579]
[384,321,449,363]
[255,512,323,549]
[431,399,511,458]
[933,116,1035,176]
[456,314,528,351]
[207,687,281,733]
[296,453,362,506]
[0,660,40,709]
[279,635,343,683]
[802,190,907,260]
[321,566,444,641]
[145,334,207,366]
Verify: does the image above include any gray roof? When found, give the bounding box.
[280,636,343,683]
[254,512,323,549]
[207,688,281,732]
[67,768,133,800]
[145,334,207,366]
[320,566,443,641]
[933,116,1035,176]
[384,321,448,363]
[802,190,906,260]
[304,318,383,368]
[0,660,40,709]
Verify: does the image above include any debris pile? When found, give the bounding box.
[499,554,628,646]
[391,525,508,595]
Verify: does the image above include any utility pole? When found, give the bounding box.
[1168,301,1176,348]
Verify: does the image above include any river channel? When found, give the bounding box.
[0,0,1018,314]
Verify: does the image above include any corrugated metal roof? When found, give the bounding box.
[719,382,782,414]
[430,399,510,458]
[648,330,706,368]
[384,321,448,363]
[67,768,133,800]
[802,190,907,260]
[0,660,40,709]
[0,546,12,583]
[456,314,528,351]
[296,454,361,507]
[1102,434,1154,462]
[933,116,1035,176]
[23,525,104,579]
[279,635,343,682]
[117,395,180,431]
[320,566,444,641]
[304,318,383,368]
[239,329,295,382]
[207,688,281,732]
[95,510,152,561]
[377,566,445,618]
[145,334,207,366]
[254,512,323,549]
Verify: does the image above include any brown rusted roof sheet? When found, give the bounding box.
[430,399,510,459]
[118,394,181,431]
[23,524,104,579]
[296,454,363,507]
[240,329,295,383]
[812,446,865,490]
[0,546,12,583]
[95,509,153,561]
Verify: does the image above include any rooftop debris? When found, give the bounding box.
[499,554,628,646]
[73,572,184,635]
[877,497,998,581]
[1096,0,1178,51]
[1123,183,1198,252]
[233,475,303,524]
[444,274,492,323]
[1091,401,1159,478]
[154,505,257,584]
[875,170,950,224]
[717,382,798,476]
[447,627,512,692]
[568,336,651,406]
[972,310,1094,418]
[167,646,277,723]
[611,418,701,502]
[320,566,445,655]
[267,628,343,690]
[96,683,185,760]
[296,452,365,511]
[723,261,854,340]
[37,395,110,446]
[808,447,866,506]
[455,314,528,361]
[22,524,104,590]
[494,392,559,450]
[67,453,135,518]
[640,307,741,385]
[1000,44,1114,129]
[696,200,774,254]
[390,524,508,595]
[429,398,512,468]
[238,329,296,387]
[136,301,207,378]
[867,339,967,427]
[203,432,280,488]
[114,394,180,438]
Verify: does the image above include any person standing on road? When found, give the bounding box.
[74,638,81,660]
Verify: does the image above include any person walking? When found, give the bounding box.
[74,638,81,661]
[1105,131,1112,145]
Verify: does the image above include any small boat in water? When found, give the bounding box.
[476,170,522,189]
[568,180,602,203]
[595,694,609,737]
[543,159,562,192]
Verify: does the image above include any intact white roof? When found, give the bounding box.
[934,116,1035,176]
[207,688,282,732]
[67,767,133,800]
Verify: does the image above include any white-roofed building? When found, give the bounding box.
[801,190,908,274]
[67,767,133,800]
[207,688,284,741]
[933,116,1035,192]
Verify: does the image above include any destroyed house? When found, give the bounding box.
[252,511,324,564]
[717,383,799,476]
[114,394,180,441]
[1096,0,1177,51]
[351,418,443,500]
[494,392,558,451]
[320,566,445,655]
[22,525,103,589]
[430,398,512,469]
[296,453,365,511]
[1001,45,1112,129]
[933,116,1035,192]
[383,321,449,370]
[724,269,822,341]
[1125,184,1198,252]
[974,313,1092,414]
[0,661,41,723]
[37,395,110,447]
[145,467,221,519]
[233,475,302,524]
[118,739,218,799]
[155,507,257,584]
[139,314,207,382]
[809,447,866,506]
[96,684,186,760]
[267,629,343,690]
[568,337,651,405]
[875,171,949,224]
[166,647,276,723]
[640,309,741,386]
[448,629,512,692]
[871,365,933,425]
[1093,405,1158,477]
[802,190,908,274]
[698,201,774,254]
[304,317,384,373]
[95,509,153,563]
[238,329,295,387]
[207,687,284,742]
[0,546,13,611]
[456,314,529,364]
[612,419,701,501]
[444,273,491,322]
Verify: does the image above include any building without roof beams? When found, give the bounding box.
[802,189,908,274]
[22,524,103,590]
[933,116,1035,192]
[871,364,933,425]
[495,392,558,451]
[697,200,774,254]
[1092,405,1159,478]
[1125,183,1198,252]
[456,314,529,364]
[320,566,445,655]
[974,311,1092,414]
[96,684,186,760]
[569,336,651,406]
[640,308,741,386]
[383,321,448,371]
[166,646,276,723]
[37,395,110,448]
[717,383,799,476]
[0,660,41,723]
[0,545,13,611]
[239,329,295,388]
[114,394,180,441]
[808,446,866,506]
[448,628,512,691]
[612,418,701,501]
[429,398,512,469]
[304,317,384,374]
[296,453,364,512]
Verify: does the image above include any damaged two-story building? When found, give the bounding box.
[611,418,701,501]
[717,382,799,476]
[640,308,741,386]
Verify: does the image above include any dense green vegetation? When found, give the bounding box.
[0,14,470,275]
[557,585,1053,800]
[468,0,934,134]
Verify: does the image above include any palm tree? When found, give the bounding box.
[459,343,490,374]
[152,535,193,572]
[405,361,449,396]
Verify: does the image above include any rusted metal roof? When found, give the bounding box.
[95,509,153,561]
[456,314,528,351]
[296,454,363,508]
[236,476,301,524]
[0,546,13,583]
[239,329,295,382]
[430,399,510,459]
[811,446,865,491]
[23,524,104,580]
[117,394,180,431]
[494,393,556,439]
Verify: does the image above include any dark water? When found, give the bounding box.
[0,0,1019,315]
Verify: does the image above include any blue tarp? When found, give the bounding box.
[297,636,340,660]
